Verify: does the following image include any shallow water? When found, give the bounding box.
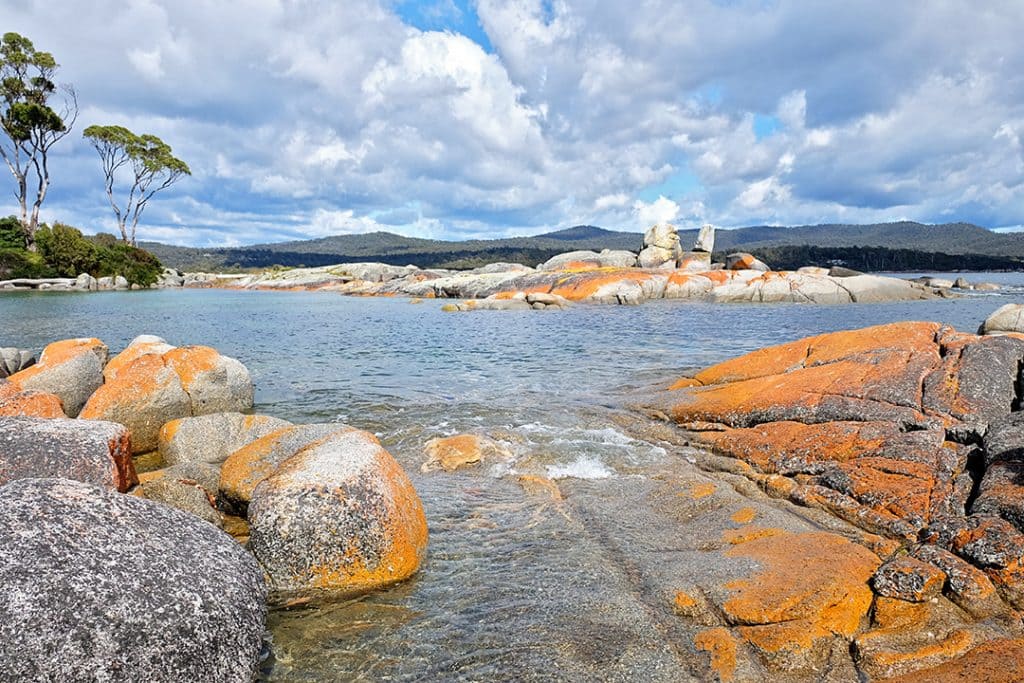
[3,276,1024,681]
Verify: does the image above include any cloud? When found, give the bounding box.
[633,196,680,226]
[0,0,1021,246]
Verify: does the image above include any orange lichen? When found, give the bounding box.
[694,628,738,682]
[689,482,717,498]
[549,269,657,301]
[674,590,698,611]
[0,390,65,418]
[868,629,974,670]
[872,597,930,629]
[288,447,428,594]
[163,345,221,391]
[879,638,1024,682]
[218,426,297,503]
[80,354,169,417]
[731,507,757,524]
[721,532,879,655]
[103,340,168,381]
[8,338,106,386]
[695,421,892,472]
[668,377,702,390]
[722,525,784,545]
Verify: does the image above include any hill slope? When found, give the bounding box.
[142,222,1024,272]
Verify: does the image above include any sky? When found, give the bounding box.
[1,0,1023,246]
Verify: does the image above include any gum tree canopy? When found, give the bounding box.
[0,32,77,251]
[83,125,190,246]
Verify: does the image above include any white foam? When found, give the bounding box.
[546,456,615,480]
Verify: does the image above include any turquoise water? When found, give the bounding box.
[2,280,1024,680]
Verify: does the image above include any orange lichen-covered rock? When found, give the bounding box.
[421,434,487,472]
[80,341,254,454]
[879,638,1024,683]
[159,412,292,466]
[720,531,880,670]
[103,335,174,381]
[694,628,738,682]
[8,338,107,417]
[80,354,190,454]
[0,379,65,418]
[247,428,428,595]
[218,424,353,513]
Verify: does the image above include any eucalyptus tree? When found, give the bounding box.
[83,125,190,245]
[0,32,77,250]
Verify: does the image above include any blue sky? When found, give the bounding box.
[1,0,1023,245]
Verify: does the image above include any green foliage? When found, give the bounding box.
[95,241,162,286]
[83,124,190,244]
[0,247,51,278]
[0,215,24,249]
[35,222,99,276]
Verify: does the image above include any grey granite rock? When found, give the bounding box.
[0,478,267,682]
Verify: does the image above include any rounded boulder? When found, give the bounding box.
[8,338,108,417]
[0,478,267,682]
[160,412,293,466]
[248,428,428,595]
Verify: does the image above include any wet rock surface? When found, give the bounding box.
[0,478,267,683]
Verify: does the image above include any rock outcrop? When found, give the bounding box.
[248,428,428,595]
[0,478,267,682]
[80,340,253,453]
[0,416,137,491]
[637,223,681,269]
[638,318,1024,679]
[7,337,108,417]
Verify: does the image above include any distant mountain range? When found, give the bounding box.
[142,221,1024,272]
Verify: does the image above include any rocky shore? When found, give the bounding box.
[5,304,1024,680]
[626,304,1024,680]
[0,335,429,681]
[4,223,1003,304]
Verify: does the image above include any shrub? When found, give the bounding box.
[35,223,100,277]
[0,248,52,279]
[96,241,163,286]
[0,216,25,250]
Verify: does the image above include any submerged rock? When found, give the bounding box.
[248,428,428,594]
[421,433,511,472]
[0,416,136,491]
[0,478,267,682]
[7,337,108,417]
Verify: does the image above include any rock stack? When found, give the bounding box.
[637,223,681,269]
[678,223,716,271]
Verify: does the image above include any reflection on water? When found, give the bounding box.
[3,278,1024,681]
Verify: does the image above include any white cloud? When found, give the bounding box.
[633,196,679,226]
[1,0,1023,245]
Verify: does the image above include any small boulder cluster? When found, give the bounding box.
[0,334,428,681]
